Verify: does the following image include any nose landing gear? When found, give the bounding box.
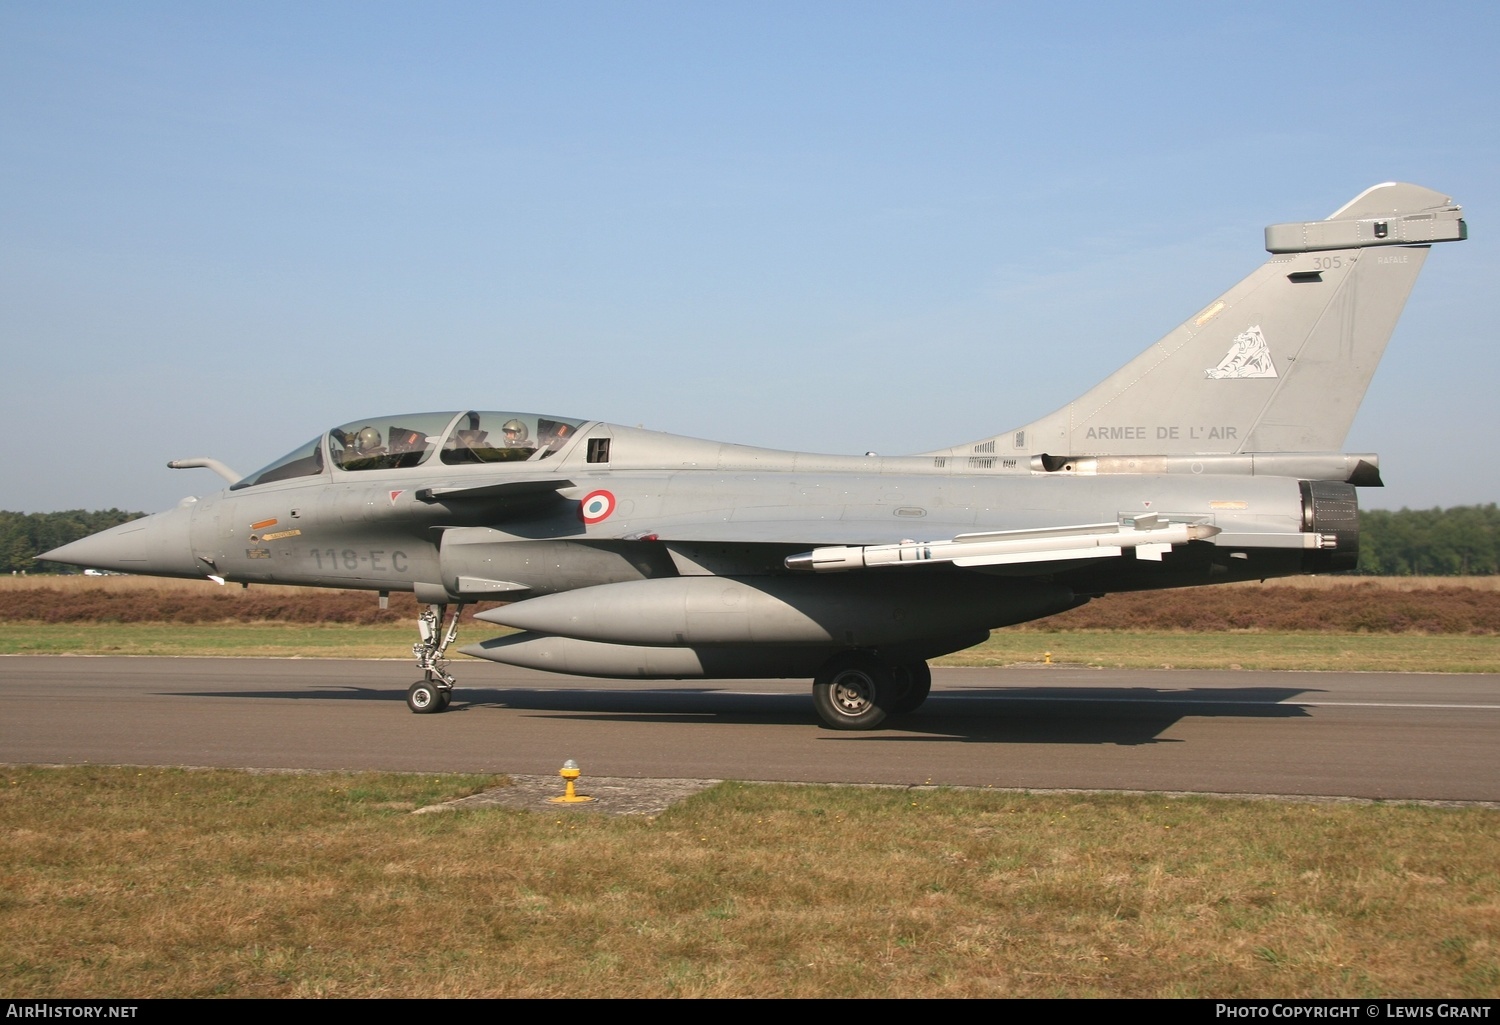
[408,602,465,714]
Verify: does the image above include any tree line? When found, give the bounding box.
[2,504,1497,576]
[2,510,144,573]
[1355,504,1500,575]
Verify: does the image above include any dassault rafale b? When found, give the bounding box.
[44,183,1468,729]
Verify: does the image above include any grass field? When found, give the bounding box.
[2,623,1497,673]
[7,574,1497,592]
[947,630,1500,673]
[0,623,421,659]
[1,575,1497,671]
[4,577,1497,998]
[2,766,1497,998]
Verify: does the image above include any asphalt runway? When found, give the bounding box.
[3,655,1499,802]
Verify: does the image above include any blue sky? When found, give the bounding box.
[2,1,1496,513]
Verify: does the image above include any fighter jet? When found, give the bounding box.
[44,183,1467,729]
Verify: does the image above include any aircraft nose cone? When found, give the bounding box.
[41,501,203,578]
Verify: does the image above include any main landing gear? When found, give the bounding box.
[408,602,466,714]
[811,651,932,730]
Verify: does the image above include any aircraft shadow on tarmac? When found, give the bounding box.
[167,682,1320,746]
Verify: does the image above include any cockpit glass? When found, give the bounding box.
[229,436,325,490]
[441,411,585,464]
[329,412,456,472]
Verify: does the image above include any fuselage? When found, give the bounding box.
[47,409,1357,603]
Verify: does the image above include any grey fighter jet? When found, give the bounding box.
[44,183,1468,729]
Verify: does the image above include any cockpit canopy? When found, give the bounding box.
[329,411,456,472]
[437,410,584,465]
[230,410,588,490]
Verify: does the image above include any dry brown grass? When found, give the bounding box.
[2,623,1494,671]
[1247,576,1500,591]
[1,767,1496,998]
[3,574,1497,671]
[8,573,1496,593]
[0,582,498,625]
[0,575,235,593]
[3,576,1497,634]
[1028,583,1500,634]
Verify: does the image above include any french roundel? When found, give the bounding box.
[579,490,616,524]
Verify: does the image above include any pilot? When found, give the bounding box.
[501,419,531,449]
[355,426,384,456]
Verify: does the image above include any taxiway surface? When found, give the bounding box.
[3,656,1498,802]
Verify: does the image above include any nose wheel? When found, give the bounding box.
[406,679,451,714]
[409,602,465,713]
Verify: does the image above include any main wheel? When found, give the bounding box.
[436,688,453,711]
[888,661,932,715]
[407,680,444,714]
[812,653,894,730]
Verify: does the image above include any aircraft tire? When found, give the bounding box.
[407,680,445,714]
[812,653,892,731]
[888,661,932,715]
[437,689,453,711]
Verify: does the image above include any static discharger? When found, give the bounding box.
[550,759,594,804]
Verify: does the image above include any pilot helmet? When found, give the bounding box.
[356,426,382,453]
[501,418,530,444]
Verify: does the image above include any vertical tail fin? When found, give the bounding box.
[937,183,1465,460]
